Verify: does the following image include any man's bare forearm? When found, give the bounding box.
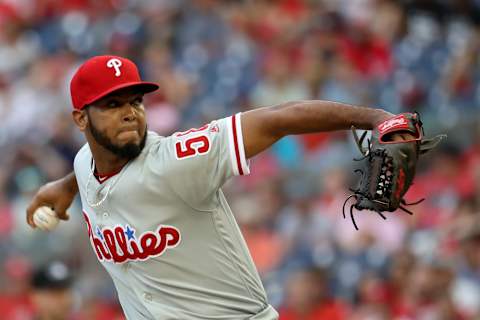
[268,100,392,136]
[242,100,394,158]
[62,171,79,195]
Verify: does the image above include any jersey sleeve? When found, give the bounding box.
[73,143,90,184]
[153,113,250,210]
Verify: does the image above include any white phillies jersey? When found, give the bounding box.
[73,113,278,320]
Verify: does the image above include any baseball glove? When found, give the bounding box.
[343,112,446,230]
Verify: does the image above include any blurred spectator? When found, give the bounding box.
[30,260,74,320]
[350,273,391,320]
[392,261,463,319]
[233,186,284,276]
[0,255,34,320]
[452,221,480,318]
[278,266,348,320]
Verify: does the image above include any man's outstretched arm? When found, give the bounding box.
[241,100,394,159]
[26,171,78,228]
[26,100,391,227]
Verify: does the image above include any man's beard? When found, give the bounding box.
[88,119,147,160]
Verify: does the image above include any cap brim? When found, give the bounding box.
[82,81,159,109]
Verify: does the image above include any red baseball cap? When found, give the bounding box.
[70,55,159,110]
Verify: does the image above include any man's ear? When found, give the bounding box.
[72,109,88,131]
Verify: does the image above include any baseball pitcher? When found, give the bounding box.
[26,55,430,320]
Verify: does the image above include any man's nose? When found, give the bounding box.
[122,104,137,122]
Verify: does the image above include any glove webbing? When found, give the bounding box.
[343,129,424,230]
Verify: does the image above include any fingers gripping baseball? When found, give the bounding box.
[26,181,73,229]
[32,206,60,231]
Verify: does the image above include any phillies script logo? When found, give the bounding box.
[378,115,408,134]
[83,211,181,263]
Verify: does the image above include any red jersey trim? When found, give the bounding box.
[227,113,250,176]
[93,165,123,184]
[231,115,244,176]
[95,172,117,184]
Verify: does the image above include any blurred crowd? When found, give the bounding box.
[1,0,480,319]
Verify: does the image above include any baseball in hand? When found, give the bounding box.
[33,206,60,231]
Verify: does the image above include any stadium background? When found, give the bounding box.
[0,0,480,319]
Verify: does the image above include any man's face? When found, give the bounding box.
[85,87,148,159]
[32,288,74,319]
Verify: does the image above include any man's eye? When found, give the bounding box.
[131,97,143,107]
[107,101,119,108]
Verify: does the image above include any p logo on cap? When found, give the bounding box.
[70,55,159,110]
[107,58,122,77]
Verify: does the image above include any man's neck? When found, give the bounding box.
[89,144,130,175]
[95,156,129,175]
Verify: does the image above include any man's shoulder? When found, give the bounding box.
[145,130,165,147]
[143,131,182,168]
[72,144,92,183]
[73,143,91,167]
